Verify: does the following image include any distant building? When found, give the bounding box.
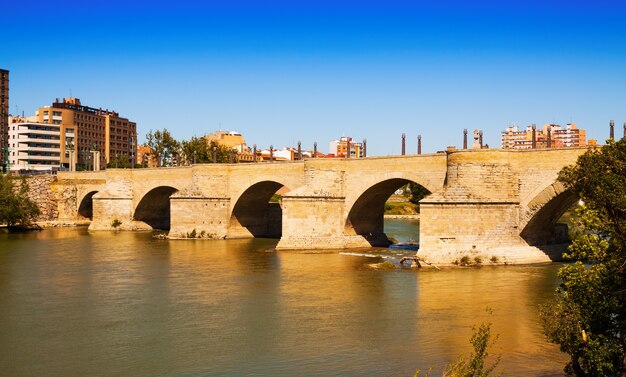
[36,98,137,169]
[7,116,66,171]
[136,145,158,168]
[329,136,364,158]
[1,69,8,172]
[205,130,247,152]
[501,123,587,149]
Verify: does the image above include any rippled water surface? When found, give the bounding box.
[0,223,567,376]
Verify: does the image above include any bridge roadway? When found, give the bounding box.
[53,147,588,264]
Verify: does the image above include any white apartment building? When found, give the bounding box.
[8,120,72,171]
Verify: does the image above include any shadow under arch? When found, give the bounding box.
[229,181,286,238]
[78,191,98,220]
[520,188,579,260]
[134,186,178,230]
[345,178,431,247]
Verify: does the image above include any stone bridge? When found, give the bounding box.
[52,147,588,264]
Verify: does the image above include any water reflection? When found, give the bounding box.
[0,225,566,376]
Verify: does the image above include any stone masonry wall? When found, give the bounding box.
[13,174,59,222]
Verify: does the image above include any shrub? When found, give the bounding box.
[379,261,396,270]
[460,255,471,266]
[111,219,122,228]
[0,176,40,229]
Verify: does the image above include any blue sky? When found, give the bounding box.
[4,1,626,154]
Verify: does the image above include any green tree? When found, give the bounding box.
[0,175,41,228]
[106,153,134,168]
[406,183,431,211]
[540,138,626,376]
[145,128,179,167]
[180,137,237,164]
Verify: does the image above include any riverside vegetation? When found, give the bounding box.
[0,175,40,229]
[540,138,626,376]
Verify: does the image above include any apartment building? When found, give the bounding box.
[36,98,137,168]
[329,136,364,158]
[501,123,587,149]
[7,117,67,171]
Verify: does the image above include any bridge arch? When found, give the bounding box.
[134,186,179,230]
[77,191,98,220]
[344,178,431,246]
[520,182,578,255]
[229,180,288,238]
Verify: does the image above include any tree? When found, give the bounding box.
[0,175,41,228]
[540,138,626,376]
[406,183,431,210]
[106,153,135,169]
[145,129,179,167]
[180,137,237,164]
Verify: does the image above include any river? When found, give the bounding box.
[0,219,566,376]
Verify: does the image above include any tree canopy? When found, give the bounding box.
[0,175,41,229]
[145,128,180,167]
[145,131,237,166]
[540,138,626,376]
[180,137,236,164]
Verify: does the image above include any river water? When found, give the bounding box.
[0,219,567,376]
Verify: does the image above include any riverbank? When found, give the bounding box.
[36,220,91,228]
[383,214,420,219]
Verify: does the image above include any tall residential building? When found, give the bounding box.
[0,69,8,172]
[501,123,587,149]
[36,98,137,169]
[329,136,364,158]
[8,116,67,171]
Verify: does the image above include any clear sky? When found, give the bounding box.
[4,0,626,155]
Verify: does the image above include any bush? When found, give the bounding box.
[379,261,396,270]
[0,176,40,229]
[415,320,501,376]
[460,255,471,266]
[111,219,122,228]
[474,256,483,265]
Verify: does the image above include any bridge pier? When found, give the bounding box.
[418,200,556,264]
[168,196,231,239]
[89,193,136,230]
[276,195,372,250]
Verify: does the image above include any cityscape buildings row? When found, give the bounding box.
[500,123,595,149]
[3,67,625,172]
[7,97,136,172]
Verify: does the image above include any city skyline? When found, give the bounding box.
[3,0,626,155]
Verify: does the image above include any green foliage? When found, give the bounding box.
[540,139,626,376]
[270,194,282,203]
[111,219,122,228]
[106,153,134,168]
[180,137,237,164]
[473,256,482,265]
[0,176,41,228]
[407,183,431,209]
[379,260,396,270]
[415,321,501,377]
[146,128,180,167]
[384,200,419,215]
[489,256,499,264]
